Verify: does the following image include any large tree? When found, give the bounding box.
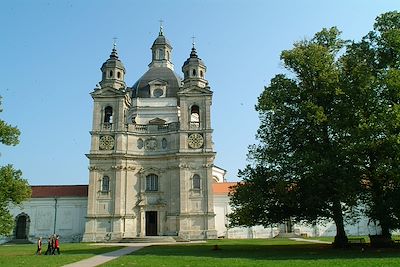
[230,27,360,247]
[230,11,400,247]
[340,11,400,242]
[0,97,31,236]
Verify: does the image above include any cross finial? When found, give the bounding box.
[191,35,196,49]
[112,37,118,50]
[159,19,164,35]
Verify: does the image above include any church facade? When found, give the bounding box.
[82,28,217,241]
[4,29,393,244]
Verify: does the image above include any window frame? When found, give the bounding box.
[146,174,159,192]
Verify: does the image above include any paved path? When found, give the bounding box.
[63,244,147,267]
[62,241,202,267]
[289,237,331,244]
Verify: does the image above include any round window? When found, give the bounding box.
[153,88,164,97]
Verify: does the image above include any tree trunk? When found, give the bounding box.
[332,199,348,248]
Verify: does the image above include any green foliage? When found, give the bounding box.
[0,97,20,146]
[340,11,400,238]
[0,97,31,236]
[230,11,400,247]
[0,167,31,237]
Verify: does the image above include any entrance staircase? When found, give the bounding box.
[119,236,177,243]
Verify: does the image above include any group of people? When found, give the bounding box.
[35,234,61,255]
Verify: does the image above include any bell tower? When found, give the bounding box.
[177,42,217,239]
[83,43,132,242]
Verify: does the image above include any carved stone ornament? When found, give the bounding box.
[188,133,204,149]
[145,138,158,151]
[99,135,115,150]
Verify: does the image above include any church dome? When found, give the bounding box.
[131,27,182,98]
[152,34,172,47]
[131,67,182,98]
[101,48,125,70]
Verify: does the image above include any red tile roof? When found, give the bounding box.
[31,185,88,198]
[212,182,238,194]
[30,182,238,198]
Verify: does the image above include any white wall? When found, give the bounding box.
[2,197,87,243]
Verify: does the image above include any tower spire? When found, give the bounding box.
[192,35,196,49]
[110,37,119,59]
[159,19,164,36]
[113,37,118,50]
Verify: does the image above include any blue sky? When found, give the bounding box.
[0,1,398,185]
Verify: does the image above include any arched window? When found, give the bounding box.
[109,70,113,78]
[193,174,201,189]
[117,71,121,78]
[146,174,158,191]
[158,49,165,60]
[190,105,200,128]
[104,106,113,124]
[192,69,196,76]
[102,176,110,192]
[200,70,204,78]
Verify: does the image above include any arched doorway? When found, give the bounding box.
[15,213,30,240]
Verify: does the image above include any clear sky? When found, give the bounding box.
[0,1,398,185]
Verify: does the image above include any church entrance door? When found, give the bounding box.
[145,211,158,236]
[15,214,28,239]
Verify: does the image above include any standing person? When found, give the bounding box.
[44,236,52,255]
[54,235,60,255]
[35,237,42,255]
[51,234,56,255]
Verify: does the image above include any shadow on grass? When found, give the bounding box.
[131,240,400,261]
[0,243,123,257]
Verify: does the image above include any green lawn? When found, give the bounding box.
[101,239,400,267]
[0,243,123,267]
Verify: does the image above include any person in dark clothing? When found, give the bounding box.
[44,236,52,255]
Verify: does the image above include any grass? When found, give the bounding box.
[1,238,399,267]
[0,242,123,267]
[100,239,400,267]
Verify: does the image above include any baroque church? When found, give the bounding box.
[4,28,386,244]
[83,26,217,241]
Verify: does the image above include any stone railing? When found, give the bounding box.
[129,122,180,133]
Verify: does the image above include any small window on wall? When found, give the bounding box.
[102,176,110,192]
[190,105,200,128]
[158,49,165,60]
[146,174,158,191]
[104,106,113,123]
[193,174,201,189]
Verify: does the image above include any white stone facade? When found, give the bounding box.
[82,30,217,242]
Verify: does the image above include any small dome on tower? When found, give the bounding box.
[182,42,207,87]
[182,46,205,67]
[131,27,182,98]
[99,43,126,89]
[101,46,125,71]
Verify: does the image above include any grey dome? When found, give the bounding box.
[101,48,125,70]
[153,34,172,48]
[131,67,182,98]
[182,47,205,67]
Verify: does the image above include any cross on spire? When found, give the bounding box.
[191,35,196,49]
[112,37,118,50]
[159,19,164,35]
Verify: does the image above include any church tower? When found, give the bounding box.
[83,28,217,242]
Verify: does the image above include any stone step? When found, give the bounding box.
[119,236,177,243]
